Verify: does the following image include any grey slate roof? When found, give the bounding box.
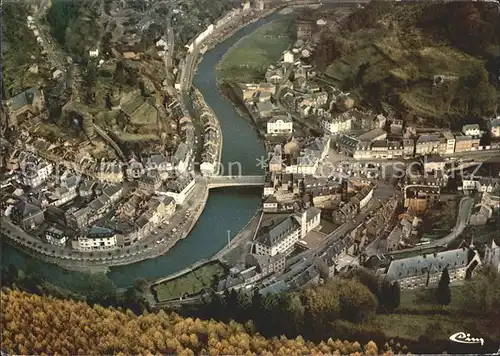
[9,87,40,110]
[256,216,300,247]
[386,248,470,280]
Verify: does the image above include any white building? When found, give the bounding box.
[254,207,321,256]
[89,49,99,58]
[157,175,196,205]
[20,159,53,188]
[462,124,482,137]
[322,116,353,134]
[156,38,168,49]
[242,1,251,10]
[283,51,294,64]
[73,226,117,251]
[267,116,293,135]
[488,116,500,137]
[483,240,500,273]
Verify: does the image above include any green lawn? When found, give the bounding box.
[152,262,227,302]
[217,16,295,83]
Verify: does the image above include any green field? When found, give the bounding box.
[152,262,227,302]
[217,16,296,83]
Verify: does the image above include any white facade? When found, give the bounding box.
[45,228,68,246]
[200,161,216,176]
[256,229,300,256]
[21,162,53,188]
[156,38,168,49]
[75,235,117,251]
[158,178,196,205]
[283,51,294,63]
[89,49,99,57]
[322,117,352,134]
[359,188,374,210]
[267,118,293,135]
[462,124,482,137]
[488,117,500,137]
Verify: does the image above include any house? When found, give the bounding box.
[390,119,404,134]
[462,124,482,137]
[357,128,387,143]
[237,83,276,101]
[11,199,44,231]
[19,156,53,188]
[296,20,313,41]
[3,87,45,126]
[322,112,353,134]
[267,116,293,135]
[157,175,196,205]
[283,50,294,63]
[174,142,191,173]
[254,207,321,257]
[245,253,286,277]
[156,38,168,49]
[454,134,480,153]
[442,131,456,154]
[487,116,500,137]
[45,226,70,246]
[89,49,99,57]
[268,154,283,172]
[483,240,500,273]
[96,162,123,183]
[422,155,445,173]
[404,186,440,213]
[332,201,358,225]
[385,248,480,290]
[67,207,91,230]
[138,170,163,191]
[73,226,117,251]
[415,134,441,155]
[256,101,274,118]
[263,195,278,212]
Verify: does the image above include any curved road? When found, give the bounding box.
[382,197,474,256]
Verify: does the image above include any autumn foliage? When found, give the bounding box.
[1,289,390,355]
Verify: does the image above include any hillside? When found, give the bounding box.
[1,289,386,355]
[312,2,500,127]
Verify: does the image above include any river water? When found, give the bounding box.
[1,13,280,289]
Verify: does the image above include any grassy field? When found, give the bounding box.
[152,262,227,302]
[217,16,296,83]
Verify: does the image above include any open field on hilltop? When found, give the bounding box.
[217,16,296,83]
[152,261,228,302]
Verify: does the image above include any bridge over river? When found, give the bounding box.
[205,175,266,189]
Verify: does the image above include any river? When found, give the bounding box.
[1,12,280,289]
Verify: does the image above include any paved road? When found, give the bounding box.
[0,181,208,267]
[377,197,475,257]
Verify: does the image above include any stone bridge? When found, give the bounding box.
[206,175,266,189]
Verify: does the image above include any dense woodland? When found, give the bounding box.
[1,289,389,355]
[312,2,499,123]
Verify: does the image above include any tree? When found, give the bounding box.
[436,267,451,305]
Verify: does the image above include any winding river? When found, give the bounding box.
[1,12,281,289]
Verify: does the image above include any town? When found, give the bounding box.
[1,0,499,315]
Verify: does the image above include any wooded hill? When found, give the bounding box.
[1,289,388,355]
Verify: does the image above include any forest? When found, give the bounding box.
[1,289,388,355]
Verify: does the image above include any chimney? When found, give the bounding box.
[301,209,307,238]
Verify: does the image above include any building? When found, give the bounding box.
[422,155,445,173]
[283,50,294,63]
[3,87,45,126]
[415,134,441,155]
[245,253,286,277]
[454,134,480,153]
[254,207,321,257]
[487,116,500,137]
[385,248,480,290]
[256,101,274,118]
[11,199,44,231]
[296,20,313,41]
[462,124,481,137]
[157,175,195,205]
[483,240,500,273]
[174,142,192,173]
[403,139,415,158]
[20,158,53,188]
[322,113,353,134]
[332,201,358,225]
[357,128,387,143]
[237,83,276,101]
[442,131,456,154]
[267,116,293,135]
[89,49,99,57]
[96,162,123,183]
[404,186,440,213]
[74,226,117,251]
[45,226,70,246]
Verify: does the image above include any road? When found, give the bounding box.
[0,180,209,268]
[373,197,475,257]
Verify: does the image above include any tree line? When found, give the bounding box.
[1,288,394,355]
